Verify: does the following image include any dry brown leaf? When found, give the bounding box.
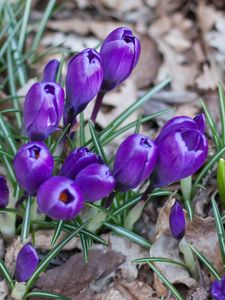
[48,19,125,40]
[150,234,197,288]
[96,280,159,300]
[34,230,79,251]
[155,197,224,274]
[4,238,26,276]
[195,63,220,91]
[0,281,9,300]
[98,0,143,12]
[131,35,161,89]
[94,233,148,281]
[35,249,125,300]
[84,79,138,132]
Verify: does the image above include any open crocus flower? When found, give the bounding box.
[65,48,103,122]
[75,163,115,202]
[37,176,84,220]
[152,114,208,187]
[100,27,140,92]
[113,134,157,192]
[15,244,39,282]
[169,201,185,240]
[0,177,9,208]
[23,81,64,141]
[60,147,102,179]
[13,142,54,196]
[211,275,225,300]
[42,59,60,82]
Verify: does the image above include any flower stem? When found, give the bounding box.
[91,90,105,123]
[21,197,32,241]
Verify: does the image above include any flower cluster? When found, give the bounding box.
[1,27,209,284]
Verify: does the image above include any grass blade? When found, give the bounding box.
[88,120,107,162]
[107,77,171,131]
[103,222,151,248]
[18,0,32,52]
[147,262,184,300]
[192,146,225,194]
[200,99,221,150]
[0,258,14,290]
[26,221,88,292]
[51,220,64,245]
[21,197,32,241]
[218,82,225,146]
[211,196,225,266]
[6,47,22,128]
[30,0,56,59]
[133,257,188,270]
[25,291,71,300]
[189,244,221,280]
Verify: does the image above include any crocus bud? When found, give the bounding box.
[42,59,60,82]
[113,134,157,192]
[211,275,225,300]
[65,48,103,119]
[60,147,102,179]
[15,243,39,282]
[13,142,54,196]
[152,114,208,187]
[75,164,115,202]
[0,177,9,208]
[37,176,84,220]
[169,201,185,240]
[100,27,141,91]
[23,81,64,141]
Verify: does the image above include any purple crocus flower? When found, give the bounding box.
[211,275,225,300]
[15,243,39,282]
[113,134,157,192]
[37,176,84,220]
[100,27,141,91]
[75,163,115,202]
[60,147,102,179]
[0,177,9,208]
[169,201,185,240]
[65,48,103,122]
[42,59,60,82]
[23,81,64,141]
[152,114,208,187]
[13,142,54,196]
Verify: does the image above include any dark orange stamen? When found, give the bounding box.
[59,191,68,203]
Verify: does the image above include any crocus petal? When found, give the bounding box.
[193,113,206,133]
[15,244,38,282]
[13,142,54,196]
[60,147,102,179]
[153,129,208,187]
[100,27,140,91]
[113,134,157,192]
[75,164,115,202]
[23,82,64,141]
[37,176,84,220]
[65,48,103,117]
[0,177,9,208]
[211,275,225,300]
[169,201,185,240]
[42,59,60,82]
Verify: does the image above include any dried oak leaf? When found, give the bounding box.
[35,249,125,300]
